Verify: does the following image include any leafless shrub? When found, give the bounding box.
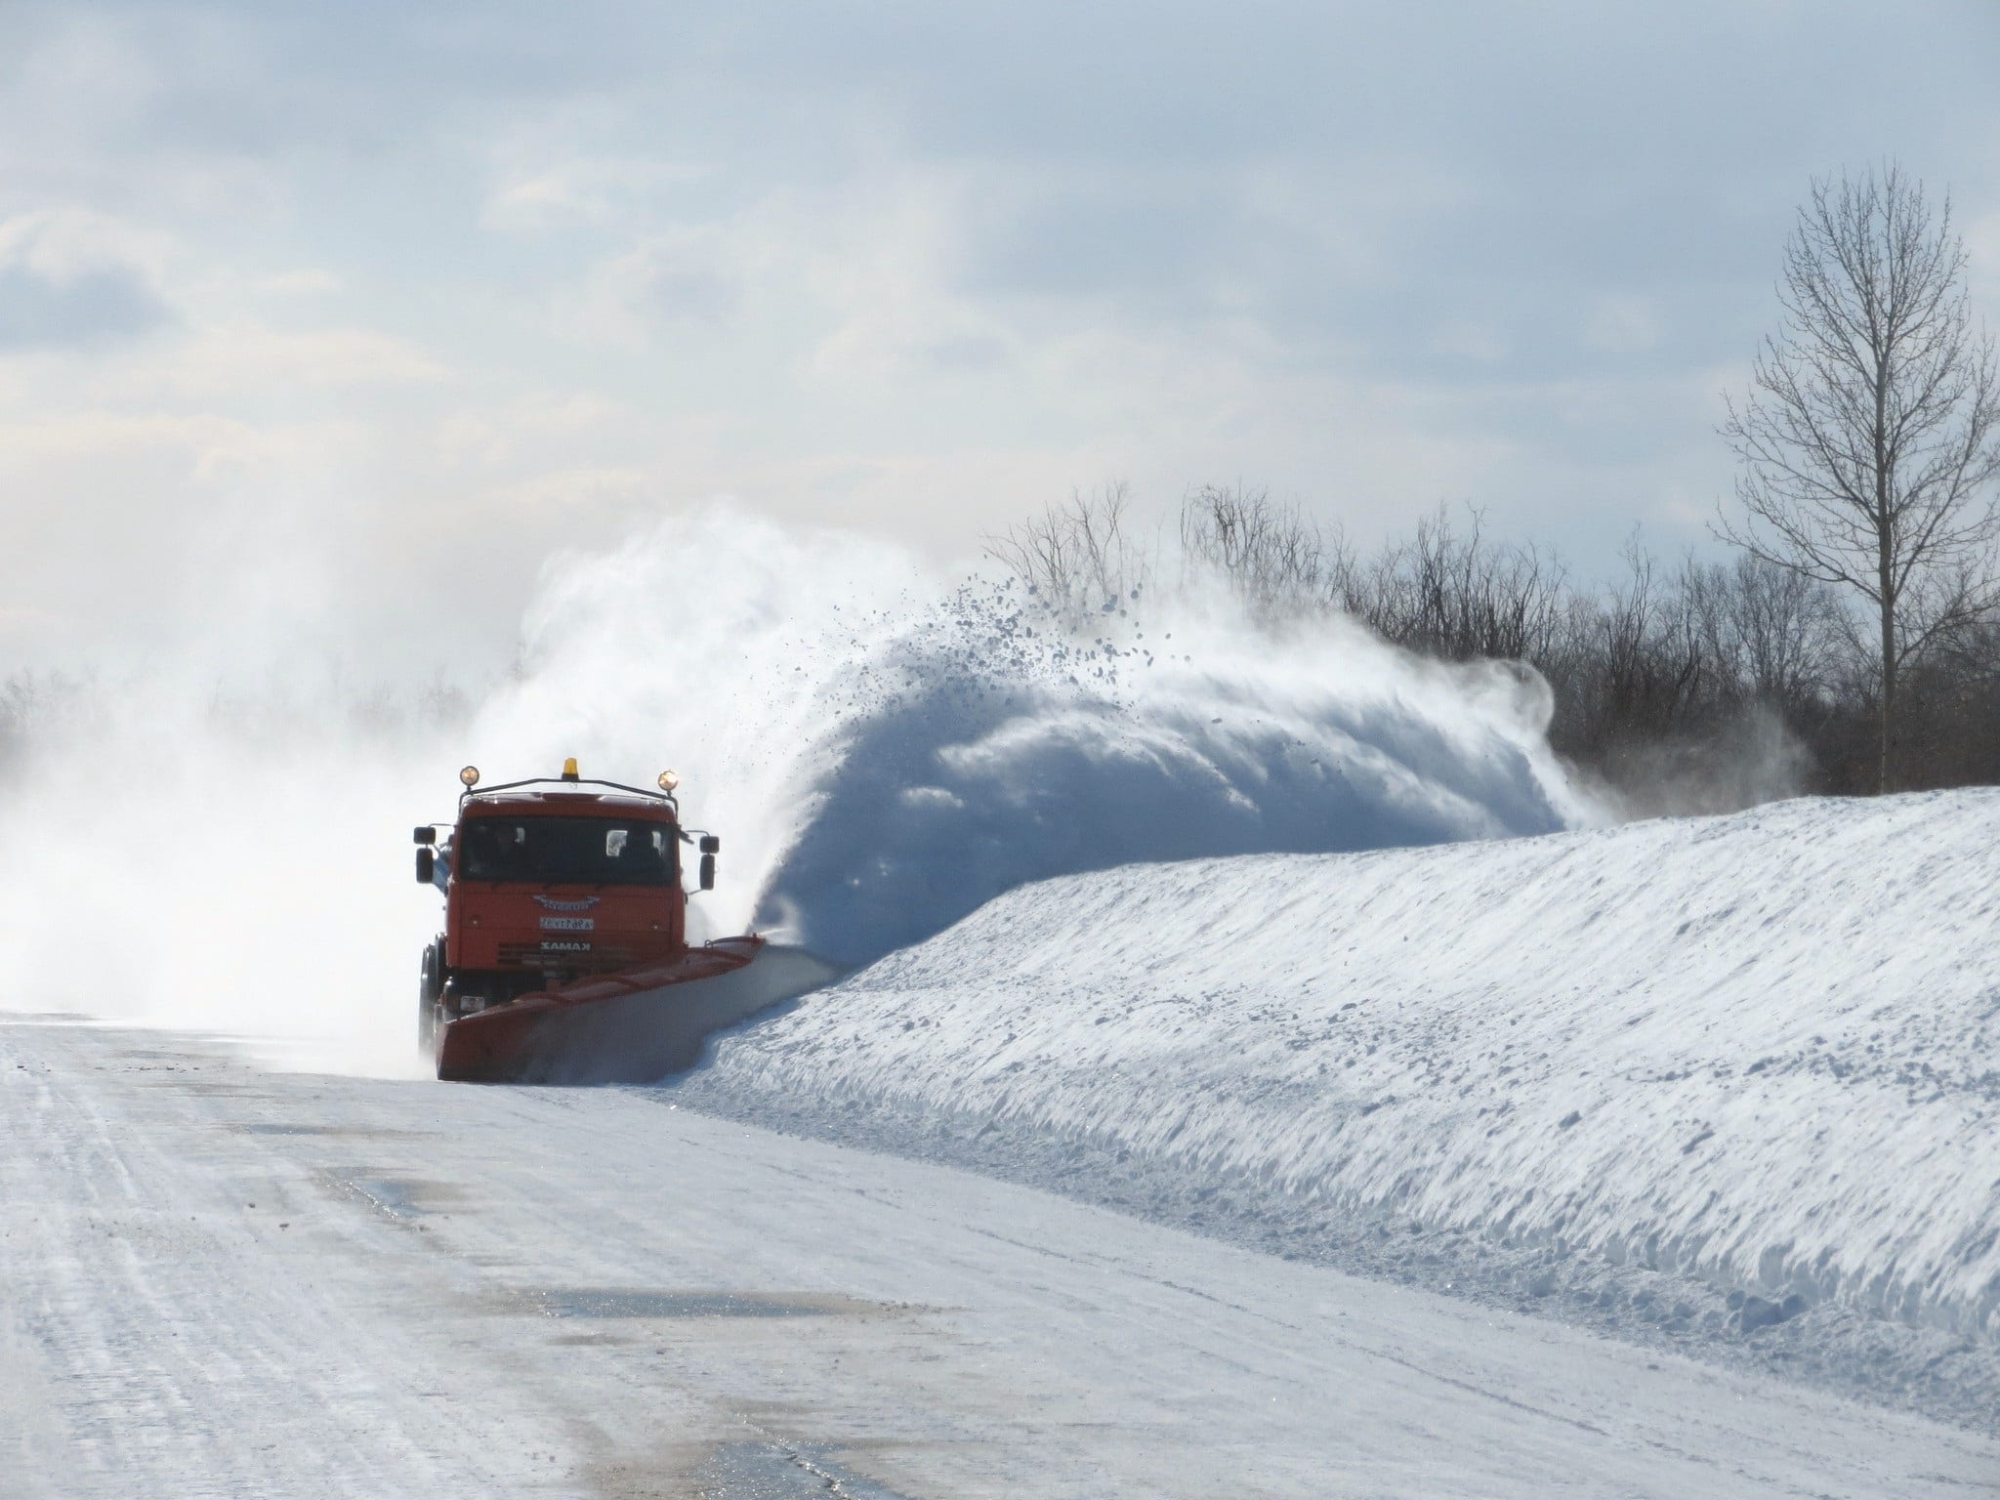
[984,483,1150,628]
[1178,483,1359,622]
[1683,554,1843,713]
[1363,506,1568,664]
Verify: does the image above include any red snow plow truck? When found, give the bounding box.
[414,759,834,1084]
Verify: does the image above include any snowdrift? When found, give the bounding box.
[700,790,2000,1343]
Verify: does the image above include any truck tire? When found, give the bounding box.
[418,937,446,1052]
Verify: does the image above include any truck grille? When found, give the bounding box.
[496,941,644,971]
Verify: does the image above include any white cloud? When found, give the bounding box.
[480,154,715,233]
[801,183,1021,383]
[254,268,343,296]
[0,207,164,279]
[484,172,610,231]
[135,325,449,396]
[493,464,654,516]
[1429,322,1511,365]
[1966,210,2000,308]
[558,226,750,348]
[1583,295,1663,354]
[0,410,273,479]
[0,207,172,349]
[432,392,628,472]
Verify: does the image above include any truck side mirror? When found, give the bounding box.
[414,826,436,846]
[698,852,716,891]
[415,847,435,884]
[699,835,720,854]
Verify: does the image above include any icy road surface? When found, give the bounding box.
[7,1019,1997,1499]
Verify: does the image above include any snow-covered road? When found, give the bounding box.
[6,1018,1996,1499]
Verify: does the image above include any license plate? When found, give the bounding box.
[539,917,595,931]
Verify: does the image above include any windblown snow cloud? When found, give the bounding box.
[754,598,1580,964]
[475,506,1592,965]
[0,504,1593,1069]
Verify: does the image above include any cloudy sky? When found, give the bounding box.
[2,1,1997,682]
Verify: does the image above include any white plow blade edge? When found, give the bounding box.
[502,945,842,1086]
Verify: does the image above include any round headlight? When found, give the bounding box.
[459,765,481,788]
[658,769,679,792]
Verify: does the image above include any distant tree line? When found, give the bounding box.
[991,481,2000,812]
[1193,483,2000,807]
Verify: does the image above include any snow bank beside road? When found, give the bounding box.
[699,791,2000,1346]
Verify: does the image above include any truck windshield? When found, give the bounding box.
[455,817,677,886]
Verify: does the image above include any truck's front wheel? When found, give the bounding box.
[417,937,446,1052]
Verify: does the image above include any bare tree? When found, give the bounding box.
[1720,163,2000,790]
[1683,553,1842,713]
[984,482,1149,628]
[1178,483,1359,621]
[1367,505,1567,664]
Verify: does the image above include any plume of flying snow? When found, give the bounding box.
[475,506,1596,964]
[0,501,1596,1073]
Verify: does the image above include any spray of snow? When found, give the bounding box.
[0,673,451,1076]
[0,501,1592,1072]
[483,508,1593,966]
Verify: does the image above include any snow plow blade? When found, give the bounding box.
[434,937,840,1085]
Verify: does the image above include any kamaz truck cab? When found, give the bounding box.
[414,759,720,1054]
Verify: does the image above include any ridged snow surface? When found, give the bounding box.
[710,790,2000,1340]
